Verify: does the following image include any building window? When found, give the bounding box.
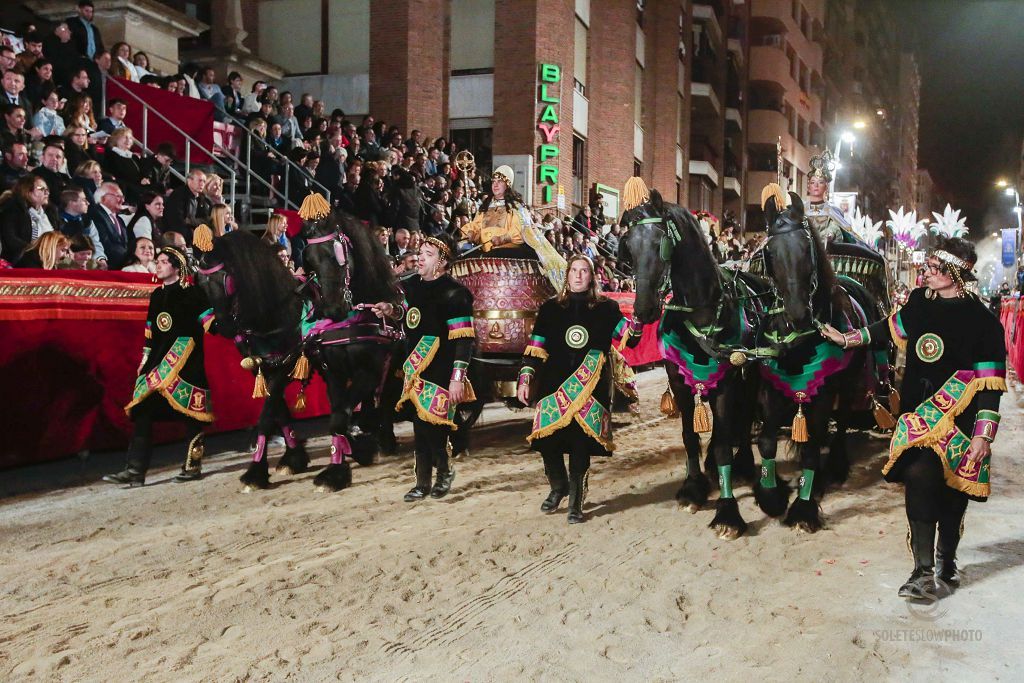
[450,128,493,174]
[574,17,588,96]
[572,135,586,205]
[634,61,644,122]
[634,159,642,178]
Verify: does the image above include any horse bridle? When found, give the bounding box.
[195,255,303,341]
[304,228,354,309]
[761,213,828,344]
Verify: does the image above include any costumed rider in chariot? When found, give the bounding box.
[821,237,1006,601]
[459,164,566,289]
[516,254,643,524]
[396,233,477,502]
[104,246,215,486]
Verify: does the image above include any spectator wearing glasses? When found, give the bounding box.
[0,174,58,262]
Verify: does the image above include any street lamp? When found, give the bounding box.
[853,119,867,130]
[996,178,1009,188]
[831,130,856,194]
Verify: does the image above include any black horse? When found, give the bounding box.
[301,209,405,487]
[620,189,770,539]
[196,230,313,489]
[755,190,884,532]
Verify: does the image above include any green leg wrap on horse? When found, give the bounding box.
[760,459,777,489]
[798,468,815,501]
[718,464,734,499]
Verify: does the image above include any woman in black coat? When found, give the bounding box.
[0,175,60,263]
[102,128,145,205]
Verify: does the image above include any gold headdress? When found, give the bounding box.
[422,235,451,261]
[808,149,836,183]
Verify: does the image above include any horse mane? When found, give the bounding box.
[212,230,300,332]
[330,210,401,306]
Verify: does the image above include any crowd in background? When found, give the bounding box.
[1,0,752,287]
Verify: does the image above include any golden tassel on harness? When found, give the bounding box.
[298,192,331,221]
[872,397,897,430]
[293,390,307,413]
[290,352,311,380]
[252,368,270,399]
[693,394,712,434]
[192,223,214,253]
[791,403,809,443]
[660,386,679,417]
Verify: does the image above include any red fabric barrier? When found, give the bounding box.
[0,271,656,468]
[0,269,330,469]
[106,78,216,165]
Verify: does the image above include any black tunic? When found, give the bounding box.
[522,293,640,456]
[396,274,475,427]
[124,281,215,422]
[861,287,1005,497]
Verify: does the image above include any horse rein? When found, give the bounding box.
[305,228,354,308]
[761,215,830,345]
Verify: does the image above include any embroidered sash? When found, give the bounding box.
[884,365,1007,498]
[528,349,612,450]
[124,336,214,421]
[396,335,474,428]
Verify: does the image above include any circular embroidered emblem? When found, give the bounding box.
[406,307,421,329]
[565,325,588,349]
[916,333,944,363]
[156,312,173,332]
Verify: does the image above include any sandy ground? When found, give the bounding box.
[2,368,1023,682]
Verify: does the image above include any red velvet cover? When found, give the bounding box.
[0,272,658,469]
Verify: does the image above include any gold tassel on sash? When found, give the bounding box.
[693,394,712,433]
[888,387,901,415]
[791,403,809,443]
[252,368,269,399]
[660,386,679,417]
[290,352,311,380]
[872,397,897,430]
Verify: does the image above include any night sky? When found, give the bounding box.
[890,0,1024,233]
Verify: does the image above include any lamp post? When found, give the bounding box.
[996,179,1023,285]
[830,130,856,195]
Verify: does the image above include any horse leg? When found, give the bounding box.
[824,375,855,487]
[730,369,759,482]
[350,356,384,468]
[240,369,287,491]
[274,388,309,474]
[670,370,711,512]
[783,397,829,533]
[708,381,747,540]
[753,388,792,517]
[313,355,354,492]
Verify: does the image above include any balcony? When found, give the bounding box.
[693,4,723,46]
[747,108,787,146]
[689,160,719,187]
[724,176,742,197]
[746,170,778,206]
[726,107,743,132]
[691,82,722,117]
[727,38,745,67]
[750,0,822,72]
[749,45,796,93]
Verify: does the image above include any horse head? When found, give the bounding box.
[302,210,402,322]
[194,244,239,338]
[762,189,831,331]
[619,189,719,324]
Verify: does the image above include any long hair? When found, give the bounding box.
[478,182,524,213]
[211,230,300,332]
[556,253,606,308]
[210,204,231,237]
[29,232,71,269]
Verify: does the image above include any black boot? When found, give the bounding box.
[936,512,964,590]
[567,470,587,524]
[102,436,149,487]
[898,520,937,600]
[404,450,432,502]
[540,452,568,512]
[430,467,455,499]
[173,433,204,482]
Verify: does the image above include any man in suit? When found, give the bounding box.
[89,181,130,268]
[68,0,105,60]
[162,169,209,243]
[98,99,127,136]
[2,71,34,122]
[0,141,29,191]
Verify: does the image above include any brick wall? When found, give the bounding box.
[369,0,449,137]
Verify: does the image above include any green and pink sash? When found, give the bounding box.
[529,349,612,449]
[397,335,459,427]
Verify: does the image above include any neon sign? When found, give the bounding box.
[537,63,560,204]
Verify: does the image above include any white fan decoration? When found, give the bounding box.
[886,207,928,250]
[930,203,970,238]
[849,207,884,250]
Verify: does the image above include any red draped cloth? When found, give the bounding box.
[0,269,330,469]
[0,272,657,469]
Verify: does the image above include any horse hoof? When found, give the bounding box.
[274,466,294,476]
[241,484,257,494]
[682,502,701,514]
[784,497,823,533]
[715,526,742,541]
[796,521,820,534]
